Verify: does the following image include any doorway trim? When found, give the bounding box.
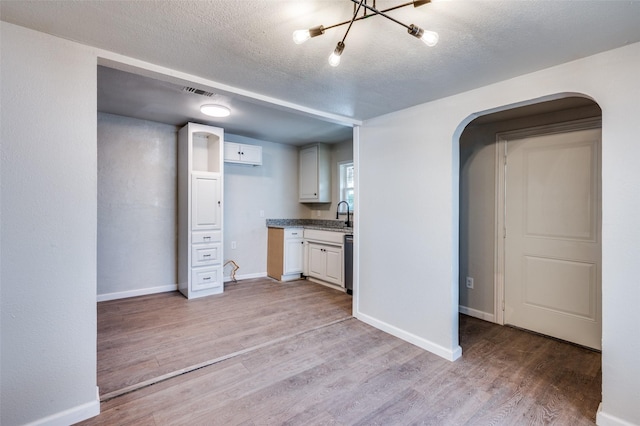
[493,116,602,324]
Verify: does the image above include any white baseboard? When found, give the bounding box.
[355,311,462,361]
[459,305,496,323]
[97,284,177,302]
[596,403,637,426]
[97,274,270,301]
[224,272,267,282]
[25,386,100,426]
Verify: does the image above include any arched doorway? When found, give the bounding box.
[458,96,602,348]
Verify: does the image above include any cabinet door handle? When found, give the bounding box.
[218,201,221,206]
[203,254,211,258]
[203,236,211,240]
[203,277,211,281]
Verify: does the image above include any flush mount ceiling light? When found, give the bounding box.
[200,104,231,118]
[293,0,438,67]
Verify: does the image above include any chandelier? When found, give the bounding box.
[293,0,438,67]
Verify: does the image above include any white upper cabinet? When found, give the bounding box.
[224,142,262,166]
[299,143,330,203]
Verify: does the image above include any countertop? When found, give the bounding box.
[266,219,353,234]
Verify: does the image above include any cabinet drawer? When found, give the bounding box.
[192,230,221,244]
[191,243,222,267]
[303,229,345,245]
[191,267,223,292]
[284,228,303,239]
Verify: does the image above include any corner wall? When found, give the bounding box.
[97,113,178,300]
[0,22,99,425]
[357,43,640,424]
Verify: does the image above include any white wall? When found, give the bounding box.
[459,103,602,320]
[0,22,99,425]
[224,134,306,279]
[357,42,640,425]
[97,113,178,300]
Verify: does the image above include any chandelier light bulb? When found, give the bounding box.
[420,30,439,47]
[293,25,325,45]
[328,52,341,67]
[408,24,439,47]
[328,42,345,67]
[292,29,311,44]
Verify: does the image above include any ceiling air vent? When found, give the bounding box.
[182,86,214,97]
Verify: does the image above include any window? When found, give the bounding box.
[339,161,354,211]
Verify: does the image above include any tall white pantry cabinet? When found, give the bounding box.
[178,123,225,299]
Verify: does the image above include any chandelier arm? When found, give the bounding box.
[347,0,412,30]
[341,0,367,43]
[323,1,414,31]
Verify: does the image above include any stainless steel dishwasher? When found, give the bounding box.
[344,234,353,295]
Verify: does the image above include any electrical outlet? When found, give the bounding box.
[259,210,264,218]
[466,277,474,289]
[231,241,237,250]
[316,210,321,217]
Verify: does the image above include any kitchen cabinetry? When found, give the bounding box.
[303,229,344,289]
[307,242,343,286]
[224,142,262,165]
[299,143,330,203]
[267,227,304,281]
[178,123,224,299]
[191,173,221,230]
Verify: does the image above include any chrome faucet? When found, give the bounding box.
[336,200,351,227]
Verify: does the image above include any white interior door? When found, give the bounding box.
[504,128,601,349]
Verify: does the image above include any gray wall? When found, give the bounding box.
[97,113,178,299]
[96,122,309,294]
[1,22,99,424]
[459,103,602,319]
[223,133,307,279]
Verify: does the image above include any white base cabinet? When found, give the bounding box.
[178,123,224,299]
[303,229,345,289]
[307,243,343,287]
[267,227,304,282]
[284,234,304,276]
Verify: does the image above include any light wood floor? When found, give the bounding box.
[83,278,601,425]
[96,278,352,398]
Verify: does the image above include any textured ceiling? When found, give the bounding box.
[3,0,640,139]
[97,66,354,145]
